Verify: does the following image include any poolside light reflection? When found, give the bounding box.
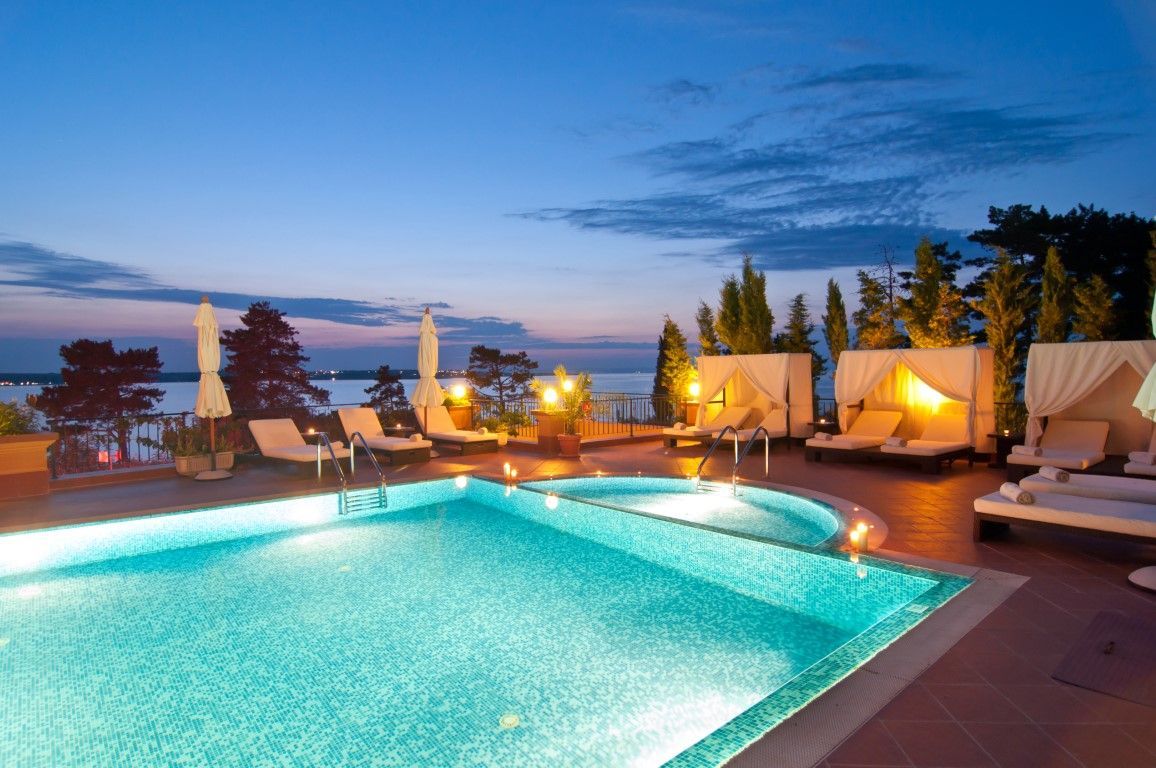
[545,493,559,510]
[454,475,468,489]
[17,585,42,599]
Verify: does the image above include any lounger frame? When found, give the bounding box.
[805,444,972,474]
[973,509,1156,545]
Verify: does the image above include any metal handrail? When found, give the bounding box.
[696,425,741,480]
[734,425,772,483]
[308,432,348,487]
[347,431,388,512]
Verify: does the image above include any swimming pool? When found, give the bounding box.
[0,478,968,767]
[523,475,841,546]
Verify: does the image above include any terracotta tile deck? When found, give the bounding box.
[3,440,1155,767]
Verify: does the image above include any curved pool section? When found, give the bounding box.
[523,475,841,547]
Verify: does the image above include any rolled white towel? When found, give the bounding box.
[999,482,1034,504]
[1010,444,1042,457]
[673,422,685,430]
[477,427,489,435]
[328,441,345,450]
[1127,451,1156,465]
[1039,465,1070,482]
[813,431,833,441]
[884,436,906,447]
[409,432,424,442]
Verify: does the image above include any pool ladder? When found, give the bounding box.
[696,425,772,495]
[336,431,388,515]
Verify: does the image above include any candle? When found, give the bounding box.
[856,521,870,552]
[849,529,861,553]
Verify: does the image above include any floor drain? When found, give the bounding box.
[499,713,520,729]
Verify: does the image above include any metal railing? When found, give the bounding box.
[472,393,683,440]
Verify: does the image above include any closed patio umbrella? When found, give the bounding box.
[194,296,233,480]
[409,307,445,433]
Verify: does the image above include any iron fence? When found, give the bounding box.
[472,393,685,439]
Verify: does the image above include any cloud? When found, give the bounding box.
[650,78,719,106]
[0,241,531,341]
[525,61,1130,270]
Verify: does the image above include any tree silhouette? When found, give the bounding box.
[363,365,409,420]
[37,339,163,463]
[221,302,329,415]
[822,279,850,366]
[465,345,539,412]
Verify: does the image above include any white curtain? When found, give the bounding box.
[834,350,900,430]
[899,348,979,444]
[1023,342,1134,444]
[695,356,738,425]
[695,354,791,426]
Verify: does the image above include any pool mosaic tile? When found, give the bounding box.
[0,476,969,767]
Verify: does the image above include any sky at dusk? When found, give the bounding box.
[2,1,1154,372]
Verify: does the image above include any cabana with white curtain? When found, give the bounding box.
[832,346,995,453]
[693,353,814,438]
[1020,341,1156,455]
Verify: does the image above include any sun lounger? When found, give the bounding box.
[249,418,351,476]
[662,406,752,447]
[1005,419,1109,480]
[878,413,973,473]
[338,408,432,465]
[414,405,499,455]
[805,409,902,451]
[1020,471,1156,504]
[973,487,1156,543]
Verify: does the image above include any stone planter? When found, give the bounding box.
[447,404,473,430]
[0,432,59,500]
[174,452,236,477]
[532,410,565,456]
[557,433,581,457]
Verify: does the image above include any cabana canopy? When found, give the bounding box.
[694,353,813,436]
[834,346,994,451]
[1024,341,1156,450]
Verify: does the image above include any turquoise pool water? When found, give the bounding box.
[525,475,841,546]
[0,478,968,767]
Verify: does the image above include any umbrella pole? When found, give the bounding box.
[209,417,217,471]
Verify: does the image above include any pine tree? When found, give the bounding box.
[1035,246,1070,343]
[37,339,164,462]
[221,301,329,414]
[774,294,827,386]
[924,283,975,347]
[363,365,409,417]
[822,278,849,365]
[974,250,1029,405]
[652,315,694,422]
[465,345,538,411]
[696,301,721,356]
[853,270,904,349]
[1072,275,1115,341]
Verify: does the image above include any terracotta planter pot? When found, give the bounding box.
[174,452,236,477]
[556,433,581,457]
[0,432,59,499]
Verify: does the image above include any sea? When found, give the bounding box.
[0,372,662,416]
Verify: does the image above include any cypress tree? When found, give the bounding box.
[715,276,742,354]
[1072,275,1115,341]
[696,301,721,356]
[975,250,1030,405]
[1035,246,1070,343]
[822,278,850,365]
[737,254,774,353]
[652,315,694,422]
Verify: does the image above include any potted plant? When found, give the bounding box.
[143,417,241,477]
[533,365,593,457]
[477,416,509,447]
[0,399,58,499]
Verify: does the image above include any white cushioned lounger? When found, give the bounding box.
[415,406,499,454]
[1019,472,1156,504]
[663,406,751,444]
[721,408,787,442]
[338,408,433,464]
[880,413,970,457]
[249,418,351,463]
[1124,432,1156,477]
[973,489,1156,541]
[805,409,902,451]
[1005,419,1108,471]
